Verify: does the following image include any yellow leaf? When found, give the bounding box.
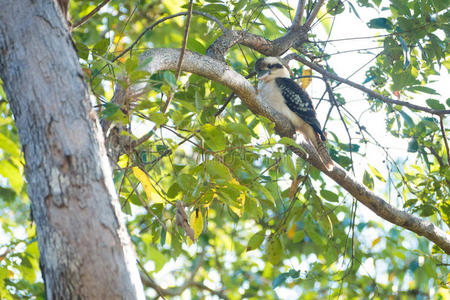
[132,167,154,203]
[301,69,312,89]
[190,209,203,240]
[372,237,381,248]
[230,192,245,217]
[287,223,296,239]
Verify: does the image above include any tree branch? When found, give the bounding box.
[304,0,325,28]
[134,48,450,253]
[285,54,450,115]
[292,0,307,29]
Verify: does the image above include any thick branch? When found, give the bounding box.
[134,48,450,253]
[286,54,450,115]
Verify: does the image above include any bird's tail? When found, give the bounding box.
[315,134,333,171]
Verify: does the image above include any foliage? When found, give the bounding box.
[0,0,449,298]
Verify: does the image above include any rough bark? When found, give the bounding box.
[0,0,145,298]
[133,48,450,254]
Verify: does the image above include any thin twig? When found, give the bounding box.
[324,78,354,173]
[439,115,450,164]
[162,0,194,114]
[112,4,138,55]
[214,71,256,117]
[215,92,236,117]
[427,146,445,168]
[137,260,167,300]
[113,11,225,63]
[72,0,111,29]
[124,172,168,231]
[286,54,450,115]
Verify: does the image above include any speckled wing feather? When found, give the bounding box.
[275,77,326,141]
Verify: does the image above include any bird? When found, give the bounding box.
[254,57,333,170]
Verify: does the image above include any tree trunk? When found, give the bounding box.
[0,0,145,298]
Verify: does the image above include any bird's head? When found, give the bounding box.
[254,57,290,82]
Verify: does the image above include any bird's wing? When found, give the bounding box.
[275,77,326,141]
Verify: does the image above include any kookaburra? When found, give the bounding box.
[255,57,333,170]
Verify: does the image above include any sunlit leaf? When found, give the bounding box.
[189,208,203,240]
[368,164,386,182]
[132,167,158,203]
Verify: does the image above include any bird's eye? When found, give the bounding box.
[273,63,283,69]
[267,64,273,69]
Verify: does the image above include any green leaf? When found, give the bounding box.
[320,190,339,202]
[177,174,197,192]
[147,246,168,272]
[205,160,232,182]
[272,269,301,289]
[75,42,90,60]
[247,231,265,251]
[425,99,445,110]
[347,1,361,19]
[327,0,345,16]
[167,182,181,198]
[339,142,360,153]
[125,56,139,73]
[408,86,439,95]
[304,221,326,246]
[148,112,168,127]
[255,183,276,205]
[363,171,374,190]
[266,234,282,265]
[187,39,206,54]
[398,110,414,127]
[283,156,297,178]
[200,124,226,151]
[272,272,288,289]
[293,230,305,243]
[162,71,177,89]
[92,38,110,56]
[278,137,303,150]
[407,138,418,152]
[101,103,127,124]
[367,18,393,30]
[233,0,247,12]
[201,4,229,14]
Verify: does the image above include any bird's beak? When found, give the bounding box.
[257,69,270,80]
